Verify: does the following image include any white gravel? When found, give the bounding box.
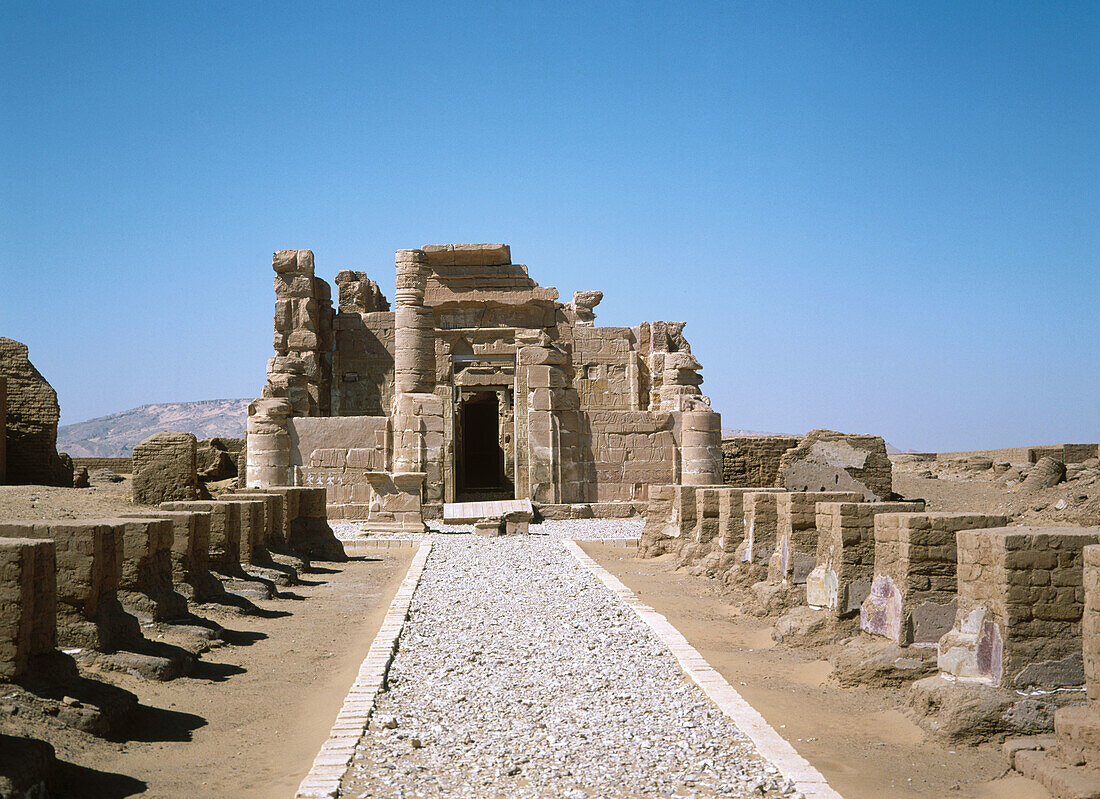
[340,535,793,798]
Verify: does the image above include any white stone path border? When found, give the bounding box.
[563,539,844,799]
[295,542,432,799]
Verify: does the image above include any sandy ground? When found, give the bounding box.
[580,542,1051,799]
[0,479,415,799]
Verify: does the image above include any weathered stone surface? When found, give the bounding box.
[0,538,56,680]
[109,517,187,622]
[767,490,863,584]
[938,527,1100,688]
[159,501,243,575]
[722,436,800,487]
[1022,456,1067,491]
[0,521,139,652]
[119,510,222,602]
[132,431,199,505]
[777,429,893,500]
[0,337,73,486]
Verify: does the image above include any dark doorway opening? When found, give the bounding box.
[457,391,513,500]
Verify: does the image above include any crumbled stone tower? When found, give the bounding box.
[0,337,73,486]
[248,245,723,524]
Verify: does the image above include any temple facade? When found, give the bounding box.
[246,244,722,528]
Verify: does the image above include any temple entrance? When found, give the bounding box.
[456,390,514,501]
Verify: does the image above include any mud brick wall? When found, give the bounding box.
[0,376,6,483]
[0,338,73,487]
[110,517,185,622]
[860,512,1007,645]
[161,501,242,574]
[805,501,924,617]
[768,491,863,584]
[939,527,1100,688]
[132,431,199,505]
[1086,546,1100,703]
[0,520,136,652]
[71,457,133,474]
[0,538,56,680]
[722,436,800,487]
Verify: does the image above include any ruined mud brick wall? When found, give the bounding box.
[0,337,73,486]
[938,527,1100,688]
[777,429,893,500]
[71,457,133,474]
[0,376,6,482]
[119,510,218,602]
[1028,444,1100,464]
[767,491,863,584]
[0,538,56,680]
[132,431,199,505]
[267,249,334,417]
[109,517,186,622]
[722,436,800,487]
[860,512,1007,645]
[160,501,243,575]
[0,521,138,652]
[805,501,925,617]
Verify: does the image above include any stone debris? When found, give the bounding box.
[341,536,790,798]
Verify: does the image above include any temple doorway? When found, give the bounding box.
[456,390,513,501]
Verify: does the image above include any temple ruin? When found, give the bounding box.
[245,245,724,528]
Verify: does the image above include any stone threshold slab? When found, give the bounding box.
[295,542,432,799]
[563,539,844,799]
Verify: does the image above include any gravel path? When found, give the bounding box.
[340,535,795,798]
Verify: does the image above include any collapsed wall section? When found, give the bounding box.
[0,337,73,486]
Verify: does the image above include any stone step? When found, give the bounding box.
[1015,749,1100,799]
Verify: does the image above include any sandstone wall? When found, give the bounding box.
[0,537,56,680]
[939,527,1100,688]
[0,337,73,486]
[767,491,863,584]
[722,436,800,487]
[860,512,1007,645]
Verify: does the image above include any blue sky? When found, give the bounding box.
[1,1,1097,451]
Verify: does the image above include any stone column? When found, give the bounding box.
[680,409,723,485]
[246,398,292,488]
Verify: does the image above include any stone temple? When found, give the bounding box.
[246,244,723,528]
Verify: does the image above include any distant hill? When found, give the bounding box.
[57,399,250,458]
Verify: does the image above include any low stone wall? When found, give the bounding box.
[721,436,799,487]
[0,520,138,652]
[805,501,925,617]
[216,498,268,566]
[860,512,1007,645]
[938,527,1100,688]
[160,501,243,575]
[638,484,724,557]
[231,490,288,548]
[733,492,788,572]
[119,510,221,602]
[111,517,187,622]
[767,491,863,585]
[0,537,56,680]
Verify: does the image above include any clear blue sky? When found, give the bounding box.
[2,1,1097,452]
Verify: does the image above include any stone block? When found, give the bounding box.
[777,429,893,500]
[118,510,220,603]
[939,527,1100,688]
[160,501,243,574]
[109,517,187,622]
[860,512,1008,645]
[805,501,925,617]
[768,491,863,584]
[0,537,56,680]
[0,520,138,652]
[132,431,199,505]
